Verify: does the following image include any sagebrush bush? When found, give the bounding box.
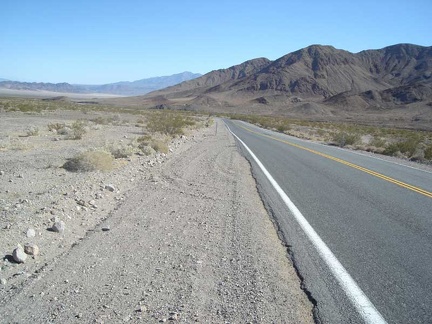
[91,116,109,125]
[383,138,420,157]
[146,113,195,136]
[150,140,169,154]
[277,124,291,133]
[108,143,134,159]
[62,150,113,172]
[26,127,39,136]
[47,122,66,132]
[70,120,87,140]
[370,137,386,148]
[424,145,432,160]
[332,132,359,147]
[137,135,168,154]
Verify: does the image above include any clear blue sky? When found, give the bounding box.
[1,0,431,84]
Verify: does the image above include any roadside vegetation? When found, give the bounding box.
[1,97,206,172]
[226,113,432,163]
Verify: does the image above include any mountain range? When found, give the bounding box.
[0,72,202,96]
[138,43,431,128]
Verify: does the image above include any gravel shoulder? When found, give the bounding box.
[0,114,313,323]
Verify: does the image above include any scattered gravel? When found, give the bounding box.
[0,112,313,323]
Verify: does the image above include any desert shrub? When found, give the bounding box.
[70,120,87,140]
[62,150,113,172]
[332,132,359,147]
[424,145,432,160]
[383,143,399,156]
[138,145,155,156]
[47,122,66,132]
[370,137,386,148]
[26,127,39,136]
[277,123,290,133]
[108,142,135,159]
[91,116,109,125]
[383,138,420,157]
[137,135,152,146]
[150,140,169,154]
[17,103,39,113]
[107,114,122,126]
[137,135,168,154]
[146,113,195,136]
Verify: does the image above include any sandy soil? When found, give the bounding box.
[0,112,313,323]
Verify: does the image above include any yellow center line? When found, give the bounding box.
[236,122,432,199]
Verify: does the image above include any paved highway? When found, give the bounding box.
[224,119,432,323]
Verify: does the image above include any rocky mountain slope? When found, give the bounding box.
[0,72,201,96]
[143,44,432,127]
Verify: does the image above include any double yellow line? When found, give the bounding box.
[237,123,432,199]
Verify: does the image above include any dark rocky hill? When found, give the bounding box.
[153,58,271,97]
[151,44,431,102]
[140,44,431,127]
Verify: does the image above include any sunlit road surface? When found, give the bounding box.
[225,119,432,324]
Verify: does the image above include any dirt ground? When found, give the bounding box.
[0,111,313,323]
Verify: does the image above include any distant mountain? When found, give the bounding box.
[0,78,10,82]
[0,72,202,96]
[0,81,78,93]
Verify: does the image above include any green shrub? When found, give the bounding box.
[383,138,420,157]
[332,132,359,147]
[137,135,152,146]
[277,123,290,133]
[146,113,195,136]
[424,145,432,160]
[370,137,386,148]
[62,150,113,172]
[70,120,87,140]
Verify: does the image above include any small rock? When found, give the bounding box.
[76,313,83,318]
[26,228,36,238]
[0,171,4,176]
[24,243,40,256]
[169,312,179,320]
[101,226,110,232]
[1,278,6,285]
[12,245,27,263]
[136,305,147,313]
[51,221,65,233]
[76,199,86,206]
[105,184,115,192]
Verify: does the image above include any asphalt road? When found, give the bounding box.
[224,119,432,324]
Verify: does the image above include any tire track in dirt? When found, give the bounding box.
[0,119,313,323]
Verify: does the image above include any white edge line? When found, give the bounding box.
[225,122,387,324]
